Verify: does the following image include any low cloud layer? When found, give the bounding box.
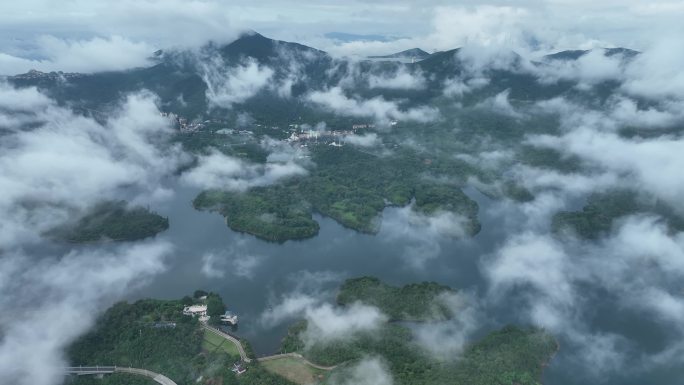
[202,57,275,108]
[380,204,472,269]
[411,291,481,358]
[367,67,426,90]
[200,243,265,280]
[259,269,387,348]
[327,357,394,385]
[260,293,386,346]
[181,149,307,191]
[0,84,185,248]
[472,181,684,379]
[344,133,380,147]
[0,241,172,385]
[0,83,184,385]
[0,35,153,75]
[308,86,439,125]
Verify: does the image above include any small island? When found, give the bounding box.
[51,201,169,243]
[193,184,320,243]
[336,276,456,321]
[193,146,481,242]
[553,189,684,239]
[280,277,558,385]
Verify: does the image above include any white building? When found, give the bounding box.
[220,310,238,325]
[183,304,208,317]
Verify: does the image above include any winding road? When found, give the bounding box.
[64,366,176,385]
[66,325,337,384]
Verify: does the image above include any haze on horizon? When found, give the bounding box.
[1,0,683,75]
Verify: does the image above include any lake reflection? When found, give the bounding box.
[103,182,682,385]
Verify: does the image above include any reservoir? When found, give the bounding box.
[47,181,683,385]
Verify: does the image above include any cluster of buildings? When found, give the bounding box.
[216,128,255,136]
[286,121,381,146]
[160,112,206,133]
[159,110,394,150]
[182,301,244,374]
[161,113,239,135]
[182,304,239,325]
[12,69,84,81]
[352,123,377,130]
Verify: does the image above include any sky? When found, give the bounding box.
[2,0,684,74]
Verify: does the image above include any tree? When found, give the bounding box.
[207,294,226,319]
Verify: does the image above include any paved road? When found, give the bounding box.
[117,367,177,385]
[65,367,116,375]
[64,366,177,385]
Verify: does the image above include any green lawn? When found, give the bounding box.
[202,330,240,357]
[261,357,326,385]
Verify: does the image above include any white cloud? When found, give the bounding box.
[0,83,184,384]
[412,292,481,358]
[260,287,387,346]
[0,240,172,385]
[380,203,472,269]
[345,133,380,147]
[532,128,684,212]
[0,35,153,75]
[328,357,393,385]
[536,49,626,87]
[2,1,684,71]
[260,294,322,327]
[200,247,265,280]
[457,44,529,75]
[476,89,521,117]
[622,38,684,100]
[181,149,306,191]
[443,76,489,97]
[307,86,439,125]
[478,201,684,377]
[367,67,426,90]
[201,57,275,108]
[486,232,573,308]
[302,302,387,344]
[0,84,185,248]
[429,6,531,50]
[201,252,226,279]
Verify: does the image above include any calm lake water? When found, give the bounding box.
[64,182,681,385]
[136,184,500,351]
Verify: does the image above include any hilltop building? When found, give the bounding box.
[182,304,207,317]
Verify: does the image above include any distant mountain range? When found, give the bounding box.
[368,48,431,60]
[324,32,405,43]
[6,31,640,122]
[542,47,639,61]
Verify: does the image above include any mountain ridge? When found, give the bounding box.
[368,48,431,60]
[6,31,640,122]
